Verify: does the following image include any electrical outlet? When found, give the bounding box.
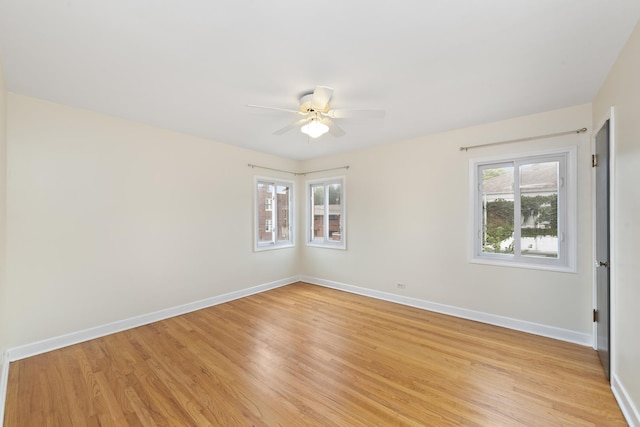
[396,283,406,289]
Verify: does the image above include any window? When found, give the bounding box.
[307,177,345,249]
[255,177,294,250]
[470,148,576,272]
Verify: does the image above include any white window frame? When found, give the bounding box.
[254,176,294,251]
[306,176,346,250]
[469,147,577,273]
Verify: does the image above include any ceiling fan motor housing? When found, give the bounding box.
[299,93,330,113]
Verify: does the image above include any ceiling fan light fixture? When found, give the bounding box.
[300,119,329,138]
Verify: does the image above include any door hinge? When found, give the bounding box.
[592,154,598,167]
[593,309,599,323]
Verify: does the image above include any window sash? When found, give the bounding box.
[255,178,294,250]
[472,150,573,271]
[307,177,345,249]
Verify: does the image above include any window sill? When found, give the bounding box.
[255,243,295,252]
[469,257,576,273]
[306,242,346,250]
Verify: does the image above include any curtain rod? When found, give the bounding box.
[459,127,588,152]
[247,164,349,176]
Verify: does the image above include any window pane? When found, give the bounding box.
[311,185,324,241]
[328,183,342,242]
[481,166,514,254]
[257,182,274,244]
[276,184,290,242]
[520,161,559,258]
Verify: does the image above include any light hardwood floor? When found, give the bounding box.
[4,282,626,426]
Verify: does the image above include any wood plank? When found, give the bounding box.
[3,282,626,426]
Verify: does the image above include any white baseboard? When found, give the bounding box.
[300,276,593,346]
[6,277,297,362]
[2,275,631,427]
[613,373,640,427]
[2,275,593,361]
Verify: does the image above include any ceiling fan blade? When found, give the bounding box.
[324,109,386,119]
[248,104,303,114]
[324,118,346,137]
[310,86,334,111]
[273,118,309,135]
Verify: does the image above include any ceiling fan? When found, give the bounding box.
[248,86,385,139]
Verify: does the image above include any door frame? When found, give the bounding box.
[592,107,616,376]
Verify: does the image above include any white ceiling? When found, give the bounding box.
[0,1,639,160]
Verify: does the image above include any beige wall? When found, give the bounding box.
[0,52,7,364]
[300,104,593,334]
[5,94,299,347]
[4,95,597,351]
[593,19,640,422]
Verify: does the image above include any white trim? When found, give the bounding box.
[5,277,297,362]
[0,351,9,427]
[300,275,592,346]
[468,257,577,273]
[468,145,578,273]
[609,109,617,377]
[254,176,295,252]
[609,107,616,378]
[612,374,640,427]
[591,108,616,359]
[0,275,611,425]
[305,176,346,250]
